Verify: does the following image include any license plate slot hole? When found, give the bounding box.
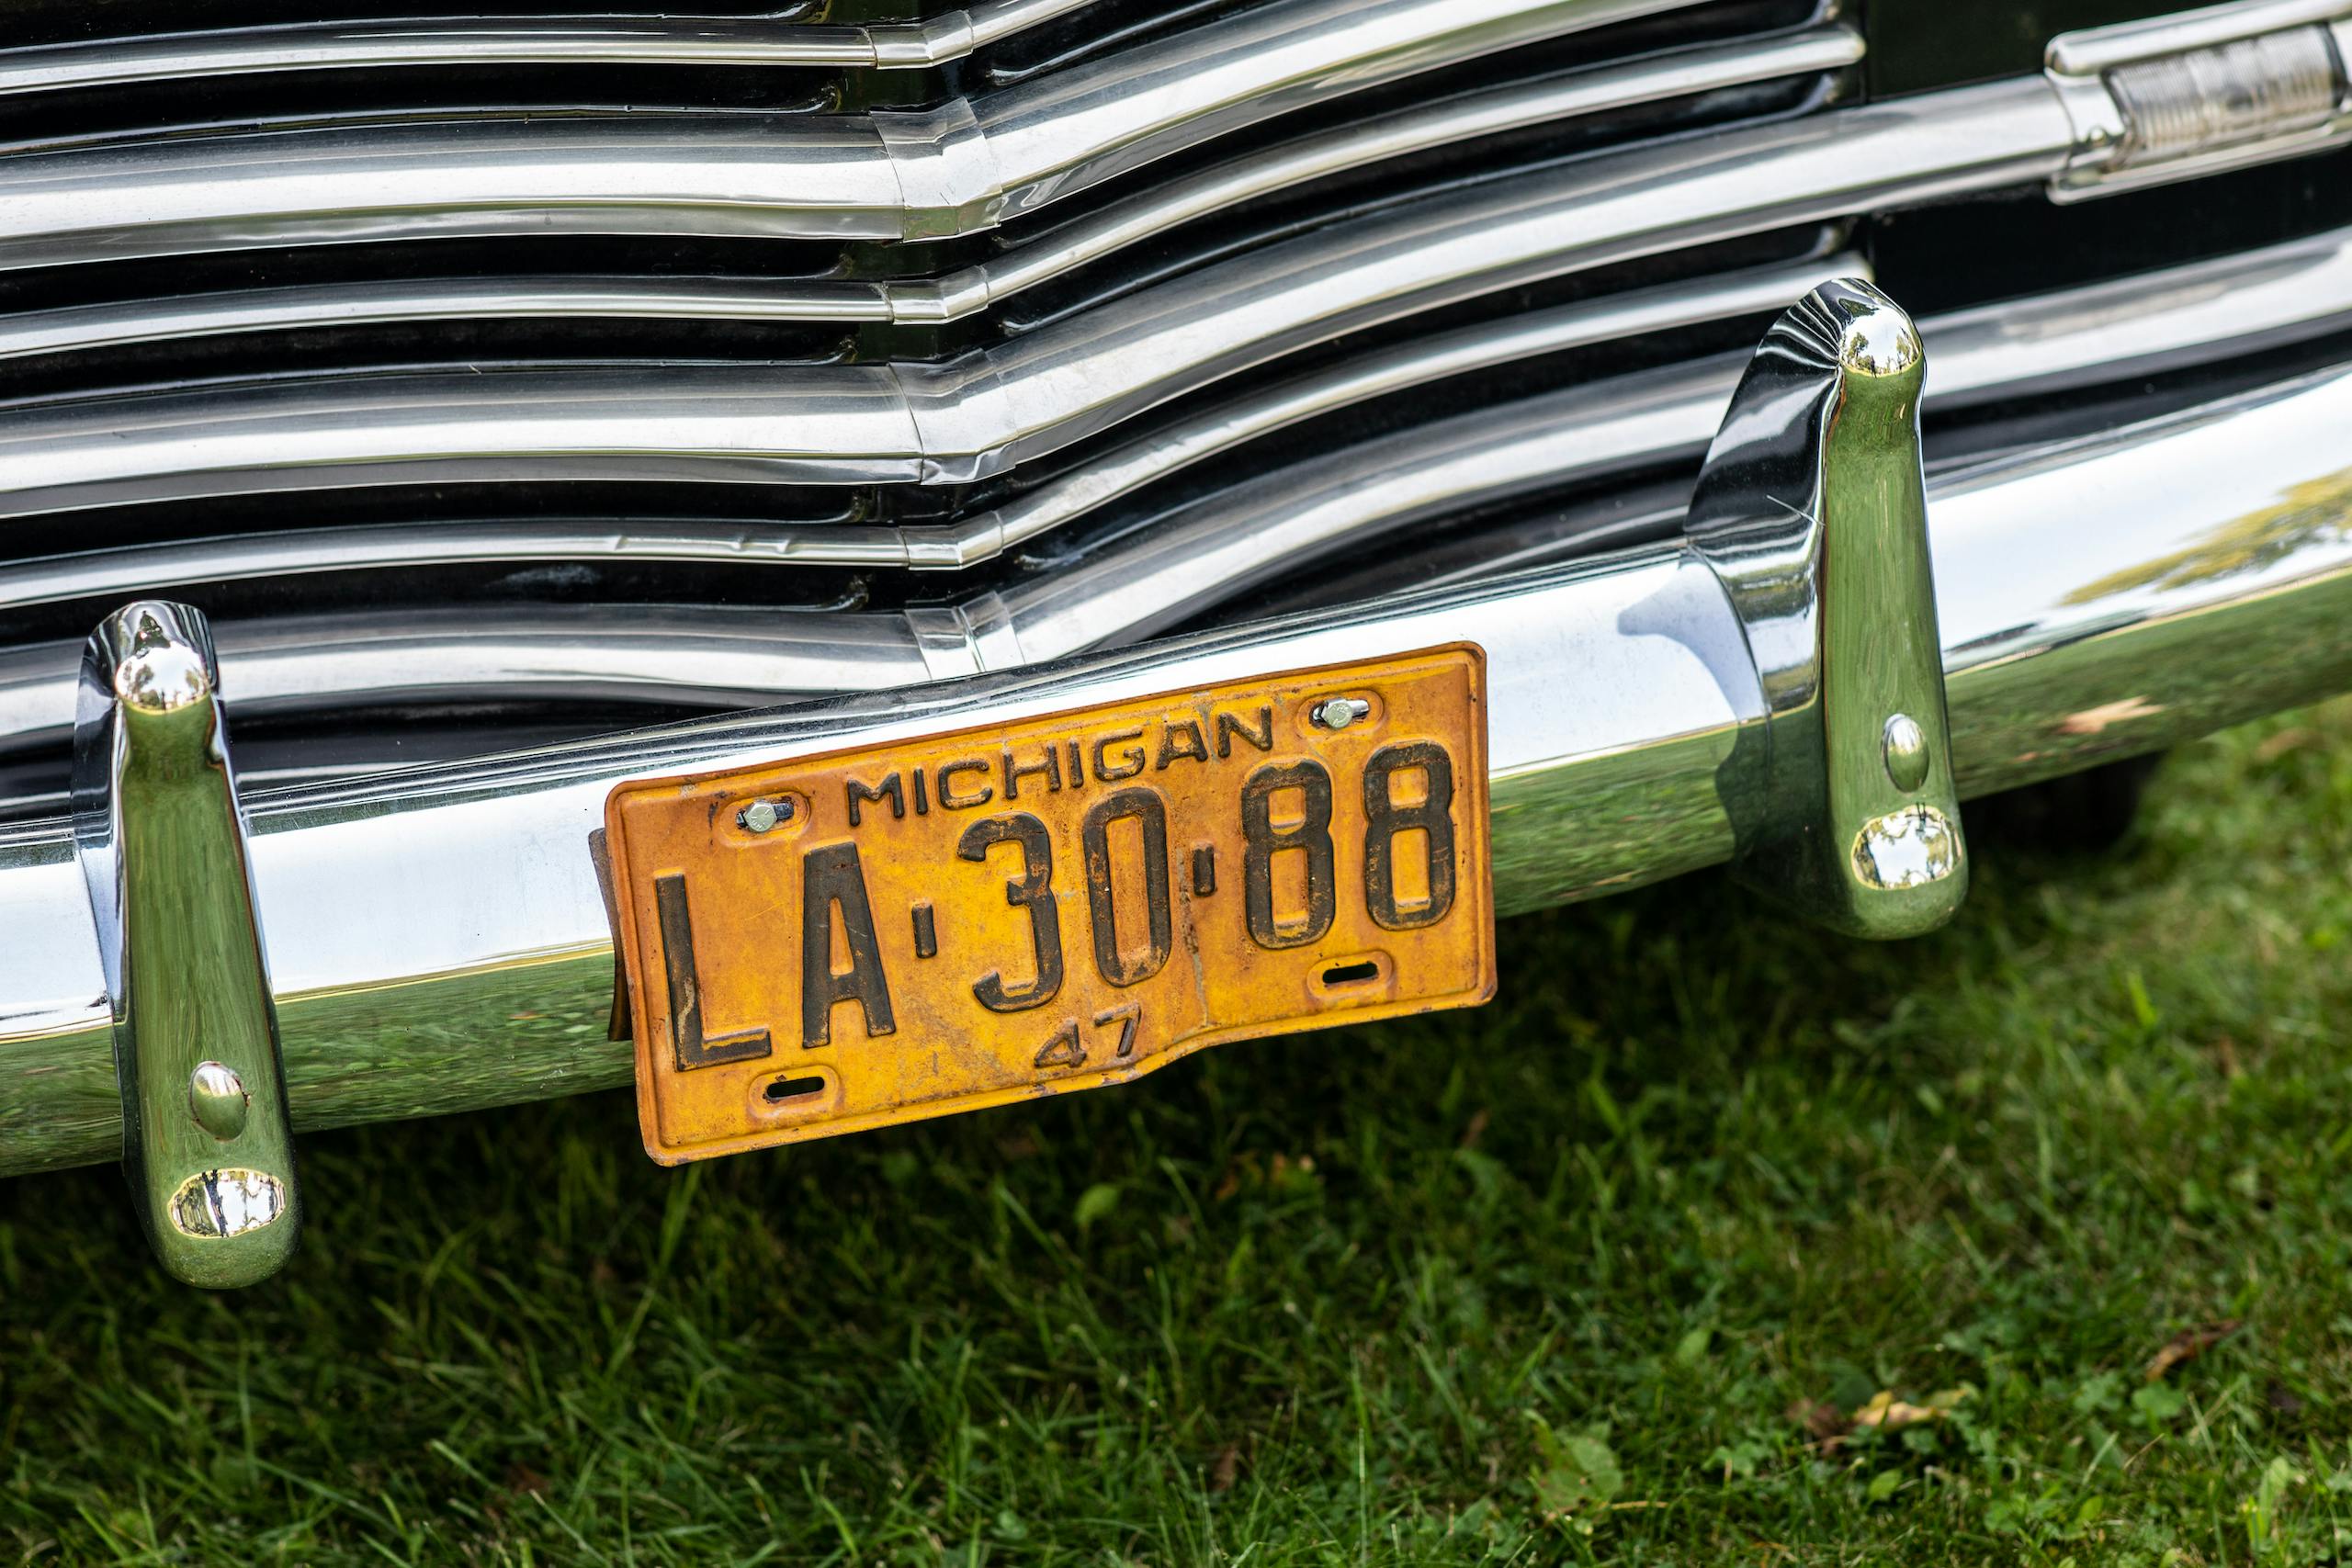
[763,1074,827,1104]
[1320,959,1381,987]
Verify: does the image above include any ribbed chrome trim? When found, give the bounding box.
[1,227,2346,750]
[0,76,2071,518]
[2044,0,2352,197]
[0,0,1710,265]
[0,26,1860,355]
[0,2,1095,95]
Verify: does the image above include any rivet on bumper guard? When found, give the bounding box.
[1687,279,1967,940]
[72,602,300,1288]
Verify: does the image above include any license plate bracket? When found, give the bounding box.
[605,645,1494,1164]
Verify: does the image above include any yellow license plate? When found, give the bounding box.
[605,645,1495,1164]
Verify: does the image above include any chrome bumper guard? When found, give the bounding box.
[72,604,301,1288]
[7,275,2348,1258]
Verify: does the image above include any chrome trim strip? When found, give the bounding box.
[2047,0,2351,75]
[6,350,2352,1173]
[2045,0,2352,198]
[0,0,1709,266]
[0,2,1096,94]
[0,27,1860,355]
[0,606,929,750]
[1905,220,2352,396]
[0,77,2072,517]
[0,277,895,363]
[3,223,2350,744]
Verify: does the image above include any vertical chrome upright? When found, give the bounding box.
[1687,279,1967,939]
[73,602,300,1288]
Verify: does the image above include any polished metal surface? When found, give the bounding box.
[0,26,1859,355]
[2046,0,2352,198]
[1911,220,2352,398]
[909,25,1863,321]
[0,74,2077,517]
[7,341,2352,1173]
[1686,281,1964,937]
[0,253,1860,603]
[2047,0,2352,74]
[7,0,2339,273]
[0,0,1708,267]
[1,220,2346,740]
[0,1,1096,96]
[70,604,300,1284]
[0,605,923,756]
[0,276,895,363]
[16,203,2352,612]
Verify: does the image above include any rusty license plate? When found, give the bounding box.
[604,646,1495,1163]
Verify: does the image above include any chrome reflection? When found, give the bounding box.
[2045,1,2352,200]
[0,0,1710,266]
[0,252,1864,603]
[72,602,302,1287]
[10,213,2352,616]
[1685,279,1967,939]
[6,0,2340,276]
[0,0,1098,96]
[0,26,1860,355]
[165,1168,287,1241]
[1850,807,1962,892]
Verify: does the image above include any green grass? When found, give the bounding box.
[13,702,2352,1565]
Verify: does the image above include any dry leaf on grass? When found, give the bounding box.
[1850,1388,1969,1431]
[1207,1445,1240,1493]
[2145,1320,2243,1382]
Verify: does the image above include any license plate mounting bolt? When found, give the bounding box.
[739,798,795,833]
[1310,696,1371,731]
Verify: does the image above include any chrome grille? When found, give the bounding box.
[0,0,2346,814]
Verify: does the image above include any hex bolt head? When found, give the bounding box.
[1312,696,1372,731]
[1882,712,1931,792]
[739,798,793,833]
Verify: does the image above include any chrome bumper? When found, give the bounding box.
[5,343,2348,1177]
